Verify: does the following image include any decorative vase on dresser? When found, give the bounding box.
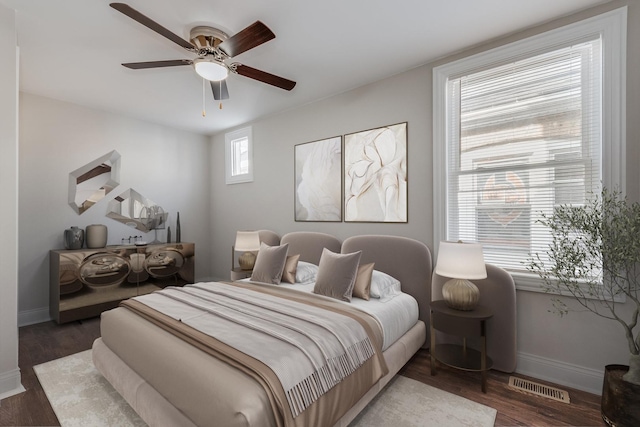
[63,226,84,250]
[176,212,181,243]
[86,224,108,248]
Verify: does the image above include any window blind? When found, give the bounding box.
[445,38,602,273]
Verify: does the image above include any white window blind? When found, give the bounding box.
[445,39,602,273]
[434,8,626,289]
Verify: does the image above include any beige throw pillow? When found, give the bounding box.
[313,249,362,302]
[250,243,289,284]
[281,254,301,284]
[352,263,375,300]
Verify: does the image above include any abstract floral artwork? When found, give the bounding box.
[294,136,342,221]
[344,122,407,222]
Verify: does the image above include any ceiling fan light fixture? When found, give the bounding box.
[193,58,229,81]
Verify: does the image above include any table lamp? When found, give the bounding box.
[234,231,261,270]
[435,240,487,311]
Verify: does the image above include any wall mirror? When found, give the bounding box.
[68,150,121,214]
[106,188,167,233]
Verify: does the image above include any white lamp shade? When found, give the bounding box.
[435,241,487,280]
[194,59,229,81]
[234,231,261,252]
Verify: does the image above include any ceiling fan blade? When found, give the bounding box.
[210,80,230,100]
[218,21,275,58]
[122,59,193,69]
[110,3,195,51]
[234,64,296,91]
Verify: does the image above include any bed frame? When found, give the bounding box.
[92,232,432,427]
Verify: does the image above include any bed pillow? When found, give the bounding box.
[369,270,402,302]
[313,249,362,302]
[352,263,375,300]
[250,243,289,284]
[295,261,319,284]
[280,254,301,284]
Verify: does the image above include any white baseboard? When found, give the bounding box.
[0,368,25,401]
[18,307,51,327]
[516,351,604,396]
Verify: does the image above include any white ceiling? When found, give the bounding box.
[2,0,612,136]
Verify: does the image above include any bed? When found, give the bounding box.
[92,232,432,427]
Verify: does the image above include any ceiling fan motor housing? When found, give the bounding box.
[190,26,229,50]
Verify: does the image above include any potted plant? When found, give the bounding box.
[526,188,639,426]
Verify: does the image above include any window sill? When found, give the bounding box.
[511,271,626,303]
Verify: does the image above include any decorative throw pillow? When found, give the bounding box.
[280,254,301,284]
[313,249,362,302]
[250,243,289,284]
[295,261,319,284]
[369,270,402,302]
[352,263,375,300]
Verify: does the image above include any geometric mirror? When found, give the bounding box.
[106,188,167,233]
[68,150,121,214]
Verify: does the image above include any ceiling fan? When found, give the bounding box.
[109,3,296,104]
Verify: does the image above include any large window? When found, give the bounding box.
[225,126,253,184]
[433,8,626,290]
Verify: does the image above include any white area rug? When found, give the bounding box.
[35,350,496,427]
[351,375,497,427]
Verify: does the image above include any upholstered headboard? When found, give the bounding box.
[257,230,280,246]
[341,235,432,336]
[432,264,517,372]
[280,232,341,264]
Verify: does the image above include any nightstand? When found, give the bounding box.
[230,267,252,281]
[430,300,493,392]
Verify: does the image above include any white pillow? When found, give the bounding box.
[295,261,319,284]
[369,270,401,302]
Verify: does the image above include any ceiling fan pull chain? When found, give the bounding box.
[202,78,206,117]
[219,81,223,109]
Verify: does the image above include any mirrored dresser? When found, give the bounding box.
[50,242,194,323]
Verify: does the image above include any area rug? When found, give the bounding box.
[35,350,497,427]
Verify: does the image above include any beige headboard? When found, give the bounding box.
[341,235,433,338]
[280,232,341,264]
[257,230,280,246]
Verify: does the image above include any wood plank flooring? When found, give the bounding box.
[0,317,604,426]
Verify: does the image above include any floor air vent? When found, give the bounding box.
[508,376,571,404]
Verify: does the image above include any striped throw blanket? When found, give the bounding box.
[131,282,376,417]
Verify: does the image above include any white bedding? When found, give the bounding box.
[243,280,419,351]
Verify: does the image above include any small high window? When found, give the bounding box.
[225,127,253,184]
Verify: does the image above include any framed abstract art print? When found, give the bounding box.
[294,136,342,222]
[344,122,407,222]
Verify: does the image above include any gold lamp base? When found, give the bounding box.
[238,251,257,270]
[442,278,479,311]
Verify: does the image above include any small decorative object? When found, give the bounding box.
[526,188,640,425]
[167,226,172,243]
[85,224,108,249]
[176,212,181,243]
[234,231,261,270]
[344,122,407,222]
[294,136,342,222]
[63,226,84,250]
[435,240,487,311]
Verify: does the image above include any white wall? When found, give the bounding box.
[0,4,23,400]
[18,93,213,325]
[209,64,432,281]
[210,0,639,394]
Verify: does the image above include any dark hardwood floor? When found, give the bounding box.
[0,317,604,426]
